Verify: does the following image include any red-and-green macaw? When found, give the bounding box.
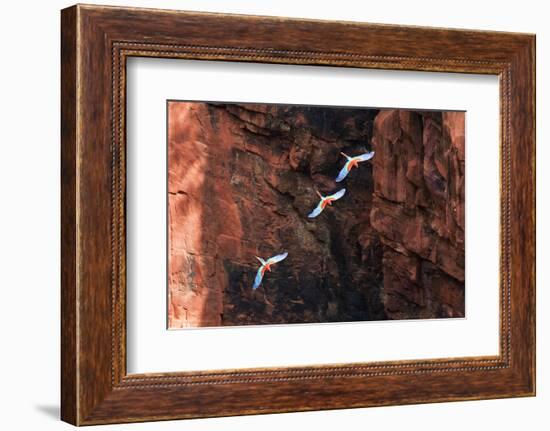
[307,188,346,218]
[335,151,375,182]
[253,252,288,290]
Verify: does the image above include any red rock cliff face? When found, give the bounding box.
[168,102,464,328]
[370,110,465,319]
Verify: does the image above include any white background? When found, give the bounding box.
[0,0,547,430]
[127,59,500,373]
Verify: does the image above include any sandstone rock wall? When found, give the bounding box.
[370,110,465,319]
[167,102,464,328]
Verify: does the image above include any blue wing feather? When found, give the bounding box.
[308,201,324,218]
[355,151,375,162]
[252,267,264,290]
[328,188,346,201]
[267,252,288,265]
[335,161,351,182]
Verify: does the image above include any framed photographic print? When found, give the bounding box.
[61,4,535,425]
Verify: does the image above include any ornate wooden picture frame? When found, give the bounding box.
[61,4,535,425]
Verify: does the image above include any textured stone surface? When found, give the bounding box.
[167,102,464,328]
[370,110,465,319]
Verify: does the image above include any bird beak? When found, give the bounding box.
[316,190,323,199]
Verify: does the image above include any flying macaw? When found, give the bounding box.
[335,151,375,182]
[307,188,346,218]
[253,252,288,290]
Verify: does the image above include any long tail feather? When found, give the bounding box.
[255,256,266,265]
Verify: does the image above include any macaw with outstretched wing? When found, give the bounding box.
[253,252,288,290]
[335,151,375,182]
[307,188,346,218]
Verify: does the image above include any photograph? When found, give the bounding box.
[167,101,465,328]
